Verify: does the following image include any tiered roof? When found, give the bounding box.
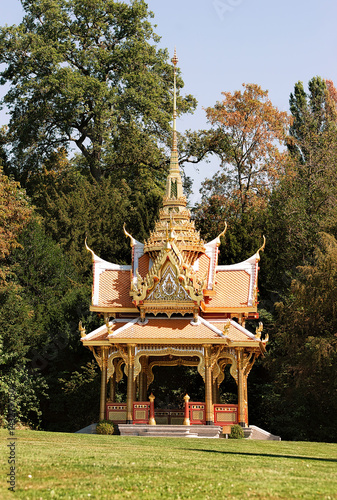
[82,316,265,349]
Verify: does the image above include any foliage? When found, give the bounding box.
[0,126,9,170]
[0,361,48,429]
[229,424,244,439]
[96,420,117,435]
[288,76,337,162]
[263,234,337,442]
[51,361,100,432]
[0,218,101,430]
[198,83,290,216]
[149,366,205,408]
[193,84,289,265]
[28,165,162,277]
[0,0,196,184]
[263,77,337,298]
[0,167,32,263]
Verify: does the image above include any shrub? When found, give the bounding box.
[96,420,116,435]
[229,424,244,439]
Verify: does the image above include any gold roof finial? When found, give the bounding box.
[164,48,185,204]
[257,235,266,261]
[123,223,135,248]
[171,47,178,156]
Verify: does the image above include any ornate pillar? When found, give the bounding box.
[183,394,190,425]
[204,345,214,425]
[99,347,108,421]
[212,373,219,405]
[126,344,135,424]
[133,375,138,402]
[137,372,143,401]
[109,372,116,402]
[237,348,246,427]
[148,393,156,425]
[244,376,248,426]
[138,358,147,401]
[142,362,148,401]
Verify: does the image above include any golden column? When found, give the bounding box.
[237,348,246,427]
[126,344,135,424]
[212,373,219,405]
[244,370,249,426]
[109,372,116,402]
[183,394,190,425]
[204,345,214,425]
[148,393,156,425]
[99,347,108,421]
[138,358,147,401]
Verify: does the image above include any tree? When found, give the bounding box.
[193,84,290,263]
[0,168,32,265]
[199,84,290,215]
[0,0,196,185]
[264,77,337,297]
[288,76,337,162]
[0,218,102,428]
[27,163,162,277]
[263,234,337,442]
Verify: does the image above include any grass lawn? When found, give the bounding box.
[1,429,337,499]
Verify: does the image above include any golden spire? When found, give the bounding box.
[143,49,205,263]
[171,47,178,168]
[164,48,185,205]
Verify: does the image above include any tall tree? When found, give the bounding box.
[193,84,290,262]
[259,79,337,441]
[288,76,337,162]
[0,0,196,185]
[263,233,337,442]
[199,84,290,215]
[264,77,337,297]
[27,159,162,277]
[0,168,32,265]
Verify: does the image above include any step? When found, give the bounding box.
[138,430,199,438]
[118,424,222,438]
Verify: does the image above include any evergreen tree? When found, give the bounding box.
[263,234,337,442]
[264,77,337,298]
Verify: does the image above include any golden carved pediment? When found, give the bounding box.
[147,264,192,302]
[131,243,206,310]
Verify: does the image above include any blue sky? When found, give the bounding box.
[1,0,336,202]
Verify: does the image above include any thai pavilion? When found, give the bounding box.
[80,51,268,434]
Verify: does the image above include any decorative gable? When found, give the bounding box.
[147,263,192,301]
[130,241,206,321]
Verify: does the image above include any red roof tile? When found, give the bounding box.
[138,254,150,278]
[111,318,220,339]
[196,254,210,281]
[82,317,259,344]
[98,270,134,308]
[206,270,250,308]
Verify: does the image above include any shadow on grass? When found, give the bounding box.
[186,449,337,463]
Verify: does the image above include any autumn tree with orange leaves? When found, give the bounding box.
[202,84,289,209]
[0,168,32,264]
[194,84,290,256]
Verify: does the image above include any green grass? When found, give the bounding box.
[1,429,337,499]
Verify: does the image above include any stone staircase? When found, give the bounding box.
[118,424,223,438]
[75,423,281,440]
[243,425,281,440]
